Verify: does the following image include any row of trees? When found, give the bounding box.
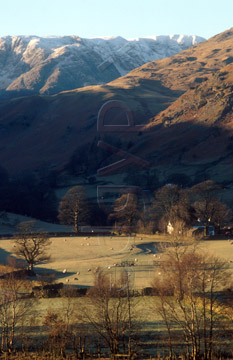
[57,180,231,235]
[108,180,231,235]
[0,159,231,234]
[150,180,231,235]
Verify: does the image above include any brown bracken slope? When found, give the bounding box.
[132,63,233,183]
[111,27,233,92]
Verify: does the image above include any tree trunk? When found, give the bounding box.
[74,210,78,233]
[204,224,209,237]
[208,288,214,360]
[9,300,16,353]
[127,285,132,359]
[28,262,33,271]
[203,282,208,360]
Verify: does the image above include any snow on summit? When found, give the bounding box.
[0,34,205,97]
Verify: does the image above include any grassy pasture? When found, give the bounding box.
[0,234,232,289]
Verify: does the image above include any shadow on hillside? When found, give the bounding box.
[34,267,76,279]
[0,247,91,289]
[32,266,91,289]
[0,247,17,266]
[133,119,233,184]
[0,247,76,281]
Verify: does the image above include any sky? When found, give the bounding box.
[0,0,233,40]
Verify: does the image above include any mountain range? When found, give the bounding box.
[1,28,233,191]
[0,34,204,99]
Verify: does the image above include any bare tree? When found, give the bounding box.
[43,287,86,358]
[151,184,194,233]
[80,269,139,358]
[0,272,33,353]
[109,192,141,234]
[191,180,231,235]
[43,311,70,358]
[58,186,89,233]
[12,221,51,272]
[152,245,232,359]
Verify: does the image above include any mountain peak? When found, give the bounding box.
[0,34,205,99]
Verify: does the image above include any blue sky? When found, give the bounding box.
[1,0,233,39]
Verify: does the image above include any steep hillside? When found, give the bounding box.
[150,63,233,127]
[1,28,233,184]
[0,81,179,174]
[111,28,233,91]
[0,34,204,99]
[132,63,233,183]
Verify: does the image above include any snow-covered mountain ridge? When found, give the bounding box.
[0,34,205,98]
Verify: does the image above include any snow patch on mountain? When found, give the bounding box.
[0,34,205,97]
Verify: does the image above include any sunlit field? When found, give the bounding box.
[0,234,232,289]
